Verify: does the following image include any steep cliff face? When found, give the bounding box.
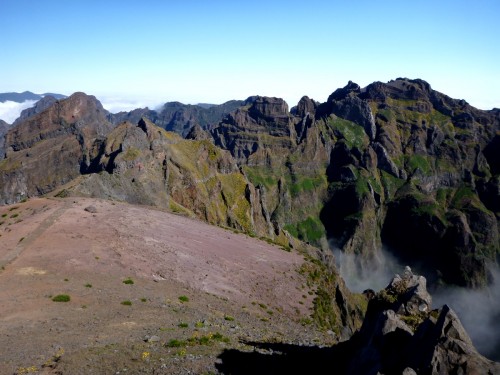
[324,79,500,286]
[209,79,500,288]
[0,93,112,204]
[0,120,8,161]
[211,95,332,245]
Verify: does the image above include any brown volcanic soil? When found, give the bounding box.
[0,198,332,374]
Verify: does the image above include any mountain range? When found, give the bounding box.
[1,79,499,372]
[0,91,66,103]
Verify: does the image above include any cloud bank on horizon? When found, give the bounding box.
[0,100,37,124]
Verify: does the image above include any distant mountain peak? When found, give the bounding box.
[0,91,66,103]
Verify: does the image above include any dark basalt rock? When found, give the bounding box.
[0,119,8,160]
[346,268,500,374]
[185,123,212,141]
[328,80,361,101]
[292,96,317,118]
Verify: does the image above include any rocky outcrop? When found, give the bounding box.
[346,267,500,374]
[211,96,296,164]
[292,96,318,143]
[185,123,212,141]
[0,93,112,204]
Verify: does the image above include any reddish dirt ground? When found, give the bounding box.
[0,198,330,374]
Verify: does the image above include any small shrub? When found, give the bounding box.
[52,294,70,302]
[224,315,235,321]
[19,237,25,242]
[10,213,19,218]
[212,332,230,343]
[195,321,205,328]
[300,317,313,326]
[140,298,147,302]
[166,339,186,348]
[198,335,211,345]
[178,295,189,303]
[178,322,189,328]
[64,278,69,282]
[123,278,134,285]
[85,283,92,288]
[1,213,7,218]
[16,366,39,374]
[121,300,132,306]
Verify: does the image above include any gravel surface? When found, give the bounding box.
[0,198,333,374]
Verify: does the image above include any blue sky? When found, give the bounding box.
[1,0,499,112]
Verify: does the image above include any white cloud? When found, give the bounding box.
[0,100,37,124]
[99,96,165,114]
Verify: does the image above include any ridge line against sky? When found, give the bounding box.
[1,0,499,112]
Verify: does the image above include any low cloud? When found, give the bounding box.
[433,266,500,361]
[332,245,404,293]
[99,97,165,114]
[0,100,37,123]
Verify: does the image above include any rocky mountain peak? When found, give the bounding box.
[247,96,290,119]
[0,92,112,204]
[293,96,317,118]
[362,77,434,103]
[328,80,362,102]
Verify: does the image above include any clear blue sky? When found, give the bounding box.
[1,0,499,111]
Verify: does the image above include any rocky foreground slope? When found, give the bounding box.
[0,197,360,374]
[0,199,497,374]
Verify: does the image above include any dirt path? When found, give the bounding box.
[0,199,70,269]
